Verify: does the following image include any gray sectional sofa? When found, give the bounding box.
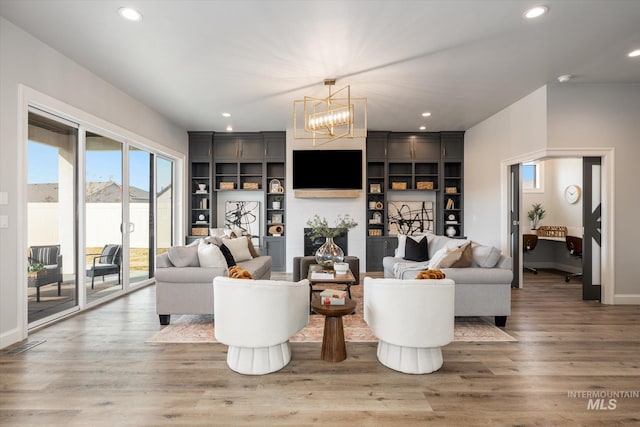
[155,240,272,325]
[383,233,513,326]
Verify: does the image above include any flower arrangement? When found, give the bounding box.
[305,214,358,240]
[527,202,546,230]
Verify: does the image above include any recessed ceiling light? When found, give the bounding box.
[557,74,572,83]
[222,112,231,117]
[523,5,548,19]
[226,125,233,132]
[118,7,143,22]
[421,112,431,117]
[419,126,426,131]
[628,49,640,58]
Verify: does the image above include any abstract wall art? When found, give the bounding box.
[225,201,261,245]
[387,201,434,235]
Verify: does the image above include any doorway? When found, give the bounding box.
[510,156,604,301]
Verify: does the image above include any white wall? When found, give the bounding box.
[464,86,548,249]
[284,131,367,272]
[466,82,640,303]
[547,84,640,298]
[0,18,188,348]
[521,158,582,234]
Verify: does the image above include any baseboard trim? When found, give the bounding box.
[0,327,25,350]
[613,294,640,305]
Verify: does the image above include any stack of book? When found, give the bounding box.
[319,289,347,305]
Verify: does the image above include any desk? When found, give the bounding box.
[524,236,581,274]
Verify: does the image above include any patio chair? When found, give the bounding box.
[86,244,122,289]
[28,245,63,302]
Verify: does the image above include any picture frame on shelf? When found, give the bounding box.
[269,179,281,193]
[370,183,381,193]
[271,213,283,224]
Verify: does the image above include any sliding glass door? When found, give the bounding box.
[26,104,177,328]
[156,156,174,255]
[85,131,124,302]
[128,147,152,285]
[27,110,78,325]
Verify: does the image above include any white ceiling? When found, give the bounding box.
[1,0,639,133]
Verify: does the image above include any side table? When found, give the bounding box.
[311,298,357,362]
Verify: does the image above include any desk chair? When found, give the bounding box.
[565,236,583,282]
[522,234,538,274]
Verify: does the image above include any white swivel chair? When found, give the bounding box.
[213,277,309,375]
[364,277,455,374]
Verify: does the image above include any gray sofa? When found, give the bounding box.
[155,243,272,325]
[383,234,513,326]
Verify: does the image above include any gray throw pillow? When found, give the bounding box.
[167,245,200,267]
[471,244,502,268]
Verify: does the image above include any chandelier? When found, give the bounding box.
[293,79,367,146]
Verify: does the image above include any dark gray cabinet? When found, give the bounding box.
[387,133,440,161]
[214,133,264,161]
[366,131,389,160]
[366,237,398,271]
[441,131,464,160]
[262,131,286,161]
[190,132,212,161]
[263,236,285,272]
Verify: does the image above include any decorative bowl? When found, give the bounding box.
[333,262,349,274]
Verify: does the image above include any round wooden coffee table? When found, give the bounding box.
[311,298,357,362]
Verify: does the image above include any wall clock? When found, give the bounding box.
[564,185,581,204]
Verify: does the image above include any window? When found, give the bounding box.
[523,161,544,193]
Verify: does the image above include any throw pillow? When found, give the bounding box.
[222,237,253,262]
[450,242,473,268]
[219,244,237,267]
[203,235,224,246]
[397,234,428,259]
[426,247,448,269]
[197,241,228,269]
[245,235,260,258]
[228,265,253,279]
[167,245,199,267]
[430,246,463,269]
[404,235,428,262]
[471,244,502,268]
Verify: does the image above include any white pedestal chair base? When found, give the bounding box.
[226,341,292,375]
[377,341,444,374]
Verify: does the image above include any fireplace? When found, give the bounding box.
[303,228,348,256]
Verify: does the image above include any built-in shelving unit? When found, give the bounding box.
[365,130,465,271]
[186,131,287,270]
[188,131,214,240]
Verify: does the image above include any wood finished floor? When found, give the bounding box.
[2,270,640,426]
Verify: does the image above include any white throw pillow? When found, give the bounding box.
[222,237,253,262]
[426,247,448,269]
[167,245,199,267]
[197,241,228,269]
[396,234,427,258]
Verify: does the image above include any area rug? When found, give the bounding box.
[147,286,516,344]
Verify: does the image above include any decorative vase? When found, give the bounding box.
[446,226,457,237]
[315,237,344,268]
[272,201,281,209]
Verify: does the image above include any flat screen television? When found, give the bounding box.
[293,149,362,190]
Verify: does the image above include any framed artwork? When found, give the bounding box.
[271,213,283,224]
[269,179,281,193]
[387,201,434,235]
[370,183,381,193]
[224,201,261,246]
